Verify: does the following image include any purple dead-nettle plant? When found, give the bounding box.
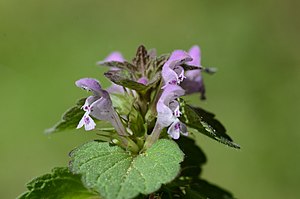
[25,45,239,199]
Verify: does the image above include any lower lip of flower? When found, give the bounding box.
[175,123,180,130]
[84,117,90,124]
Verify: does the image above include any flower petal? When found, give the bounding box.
[76,115,85,129]
[77,113,96,131]
[83,114,96,131]
[188,45,201,66]
[160,84,185,103]
[106,83,125,94]
[167,120,188,139]
[137,77,148,85]
[167,50,193,68]
[181,45,206,99]
[104,51,124,62]
[156,84,185,127]
[162,50,192,85]
[180,122,188,136]
[167,120,181,139]
[89,90,114,121]
[156,101,176,127]
[82,96,100,110]
[75,78,102,95]
[169,100,181,117]
[162,65,178,86]
[181,75,205,98]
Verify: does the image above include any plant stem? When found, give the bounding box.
[142,122,162,151]
[111,110,129,136]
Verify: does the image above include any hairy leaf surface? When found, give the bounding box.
[69,139,184,199]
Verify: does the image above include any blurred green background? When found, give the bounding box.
[1,0,299,198]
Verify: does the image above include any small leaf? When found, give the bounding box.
[150,54,170,72]
[181,64,217,75]
[45,98,86,134]
[18,167,99,199]
[180,103,240,149]
[132,45,149,73]
[69,139,184,199]
[99,61,137,72]
[105,70,160,93]
[105,70,148,92]
[181,63,202,71]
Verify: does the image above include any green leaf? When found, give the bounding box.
[69,139,184,199]
[180,103,240,149]
[149,54,170,74]
[45,98,86,134]
[181,64,217,74]
[104,70,148,92]
[177,136,207,178]
[104,70,161,93]
[18,167,100,199]
[146,72,161,88]
[183,179,234,199]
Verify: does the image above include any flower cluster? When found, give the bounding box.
[75,45,206,150]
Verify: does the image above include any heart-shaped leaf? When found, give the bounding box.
[69,139,184,199]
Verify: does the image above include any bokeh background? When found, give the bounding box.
[1,0,299,198]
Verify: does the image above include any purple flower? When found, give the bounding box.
[137,77,148,85]
[162,50,192,87]
[167,119,188,139]
[156,84,188,139]
[75,78,128,136]
[103,51,124,62]
[181,45,206,99]
[76,96,97,131]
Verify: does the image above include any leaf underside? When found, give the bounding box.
[69,139,184,199]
